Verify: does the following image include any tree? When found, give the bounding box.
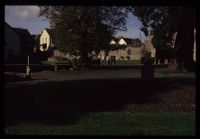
[131,7,195,72]
[38,6,129,68]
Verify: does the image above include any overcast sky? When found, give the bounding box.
[5,6,146,42]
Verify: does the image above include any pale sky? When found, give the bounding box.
[5,6,146,42]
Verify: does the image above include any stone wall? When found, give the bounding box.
[52,47,147,62]
[51,50,79,61]
[98,46,143,61]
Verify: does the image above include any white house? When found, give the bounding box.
[118,37,127,45]
[40,28,54,51]
[4,22,20,61]
[109,39,117,45]
[99,37,143,61]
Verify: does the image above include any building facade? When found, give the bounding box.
[4,22,20,61]
[12,27,35,56]
[40,28,54,51]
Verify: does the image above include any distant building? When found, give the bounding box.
[4,22,20,61]
[141,30,156,58]
[12,27,35,56]
[98,36,144,61]
[40,28,55,51]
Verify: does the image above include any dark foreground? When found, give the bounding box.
[5,71,195,135]
[5,112,194,135]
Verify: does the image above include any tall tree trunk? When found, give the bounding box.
[80,50,90,69]
[178,7,195,72]
[168,8,195,72]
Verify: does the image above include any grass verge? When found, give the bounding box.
[5,112,195,135]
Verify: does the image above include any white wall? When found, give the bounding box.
[109,40,116,45]
[40,29,51,51]
[5,24,20,60]
[118,38,127,45]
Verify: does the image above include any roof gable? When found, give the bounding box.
[45,28,54,37]
[118,38,127,45]
[13,28,35,45]
[109,36,142,47]
[5,22,20,37]
[122,38,142,46]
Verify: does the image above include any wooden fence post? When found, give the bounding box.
[158,59,160,64]
[26,55,31,77]
[165,59,168,64]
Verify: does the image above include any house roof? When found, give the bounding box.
[13,28,35,45]
[5,22,20,37]
[5,21,12,28]
[132,38,142,44]
[45,28,54,37]
[110,36,142,46]
[122,38,134,45]
[120,37,142,46]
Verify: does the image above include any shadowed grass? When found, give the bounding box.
[5,76,195,135]
[5,112,195,135]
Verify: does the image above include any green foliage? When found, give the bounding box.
[6,112,195,135]
[132,7,175,55]
[132,7,195,71]
[38,6,129,66]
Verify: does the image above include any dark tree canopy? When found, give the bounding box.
[38,6,129,67]
[132,7,196,71]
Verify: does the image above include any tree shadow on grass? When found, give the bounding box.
[5,77,195,126]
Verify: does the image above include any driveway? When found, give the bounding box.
[5,69,195,87]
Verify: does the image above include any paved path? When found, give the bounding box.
[5,69,195,87]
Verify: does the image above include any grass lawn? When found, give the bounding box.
[5,70,195,135]
[155,67,194,75]
[5,112,195,135]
